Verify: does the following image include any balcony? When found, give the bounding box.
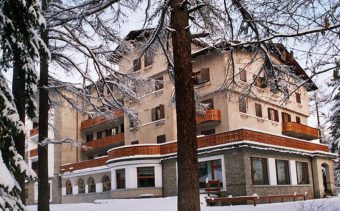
[84,133,124,151]
[196,109,221,124]
[60,156,109,173]
[81,110,123,130]
[61,129,329,174]
[282,122,320,140]
[30,128,38,137]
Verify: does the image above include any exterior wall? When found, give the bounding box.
[162,159,178,196]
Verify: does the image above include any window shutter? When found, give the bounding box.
[159,104,165,119]
[151,108,156,121]
[274,110,279,122]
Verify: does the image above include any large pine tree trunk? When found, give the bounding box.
[38,6,50,210]
[170,1,201,211]
[12,57,26,204]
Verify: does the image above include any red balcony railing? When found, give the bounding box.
[60,156,109,173]
[61,129,329,174]
[30,128,39,137]
[84,133,124,150]
[80,110,123,130]
[196,109,221,124]
[30,149,38,157]
[282,122,320,140]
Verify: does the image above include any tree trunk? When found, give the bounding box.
[38,2,50,209]
[12,55,26,204]
[170,1,201,211]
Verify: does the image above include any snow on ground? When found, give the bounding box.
[27,196,340,211]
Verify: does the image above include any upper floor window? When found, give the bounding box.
[276,160,290,185]
[202,98,214,110]
[296,162,309,184]
[131,140,139,145]
[133,58,141,72]
[151,104,165,121]
[155,76,164,91]
[239,68,247,82]
[193,68,210,85]
[239,97,247,113]
[157,134,166,144]
[296,116,301,124]
[144,51,153,67]
[281,112,291,123]
[255,103,262,118]
[267,108,279,122]
[97,131,103,139]
[253,75,267,88]
[296,93,301,104]
[86,134,94,142]
[251,157,269,185]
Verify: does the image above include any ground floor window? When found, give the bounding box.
[198,159,222,188]
[276,160,290,185]
[251,157,269,185]
[65,180,72,195]
[88,177,96,193]
[102,175,111,192]
[296,162,309,184]
[116,169,126,189]
[137,167,155,188]
[78,178,85,194]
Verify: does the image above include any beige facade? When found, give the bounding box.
[26,30,336,204]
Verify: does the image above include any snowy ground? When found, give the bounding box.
[27,196,340,211]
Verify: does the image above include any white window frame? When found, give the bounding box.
[198,155,226,191]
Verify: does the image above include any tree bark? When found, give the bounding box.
[170,1,201,211]
[38,0,50,208]
[12,55,26,204]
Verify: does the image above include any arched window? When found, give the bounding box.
[102,175,111,192]
[78,178,85,194]
[88,177,96,193]
[65,180,72,195]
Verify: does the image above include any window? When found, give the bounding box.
[281,112,291,123]
[131,140,139,145]
[151,104,165,121]
[121,124,124,133]
[155,76,164,91]
[129,113,138,128]
[276,160,290,185]
[86,134,94,142]
[157,135,166,144]
[78,179,85,194]
[96,131,102,139]
[239,68,247,82]
[133,58,141,72]
[65,180,72,195]
[296,93,301,104]
[105,128,112,137]
[253,75,267,88]
[255,103,262,118]
[251,157,269,185]
[202,99,214,110]
[144,51,153,67]
[88,177,96,193]
[88,156,94,160]
[201,129,215,136]
[102,175,111,192]
[268,108,279,122]
[296,116,301,124]
[32,161,38,173]
[116,169,126,189]
[193,68,210,85]
[137,167,155,188]
[239,97,247,113]
[198,159,222,188]
[296,162,309,184]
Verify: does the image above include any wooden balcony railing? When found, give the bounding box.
[80,110,123,130]
[29,149,38,157]
[61,129,329,174]
[282,122,320,140]
[60,156,109,173]
[196,109,222,124]
[84,133,124,150]
[30,128,39,137]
